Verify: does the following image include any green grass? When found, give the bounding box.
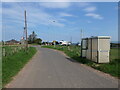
[2,46,37,87]
[110,48,119,60]
[0,47,2,89]
[2,46,25,57]
[42,45,120,78]
[29,43,40,45]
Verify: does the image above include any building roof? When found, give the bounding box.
[82,36,111,40]
[6,39,19,43]
[90,36,111,39]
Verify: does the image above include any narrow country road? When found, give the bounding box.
[6,47,118,88]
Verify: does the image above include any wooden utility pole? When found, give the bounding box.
[24,10,28,49]
[80,29,83,57]
[80,29,83,44]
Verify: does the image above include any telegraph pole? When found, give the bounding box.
[80,29,83,44]
[24,10,28,49]
[80,29,83,57]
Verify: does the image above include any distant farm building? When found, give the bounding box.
[20,37,26,45]
[5,39,20,45]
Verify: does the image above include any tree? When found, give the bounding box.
[28,31,37,43]
[28,31,42,44]
[34,38,42,45]
[28,35,32,44]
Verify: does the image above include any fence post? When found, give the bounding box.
[2,48,6,57]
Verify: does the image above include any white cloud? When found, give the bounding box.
[39,2,70,8]
[2,3,65,28]
[85,13,103,20]
[58,18,67,22]
[2,3,66,40]
[1,0,72,2]
[2,0,119,2]
[77,2,90,7]
[83,6,96,12]
[87,21,92,23]
[59,12,73,17]
[26,11,64,27]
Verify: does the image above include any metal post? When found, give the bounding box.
[24,10,28,49]
[80,29,83,44]
[80,29,83,57]
[54,41,55,48]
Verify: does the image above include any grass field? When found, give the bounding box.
[0,47,2,89]
[2,46,37,87]
[110,48,119,60]
[42,45,120,78]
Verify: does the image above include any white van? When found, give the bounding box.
[59,40,71,46]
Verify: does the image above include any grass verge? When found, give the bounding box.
[42,45,120,78]
[2,47,37,87]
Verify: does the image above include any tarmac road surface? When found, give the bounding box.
[6,47,118,88]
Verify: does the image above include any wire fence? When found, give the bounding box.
[2,45,27,57]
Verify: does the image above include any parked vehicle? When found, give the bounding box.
[59,40,71,46]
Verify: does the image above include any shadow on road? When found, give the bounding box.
[65,57,78,63]
[65,56,93,65]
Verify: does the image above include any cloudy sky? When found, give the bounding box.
[2,2,118,43]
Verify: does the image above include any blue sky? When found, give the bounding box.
[2,2,118,43]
